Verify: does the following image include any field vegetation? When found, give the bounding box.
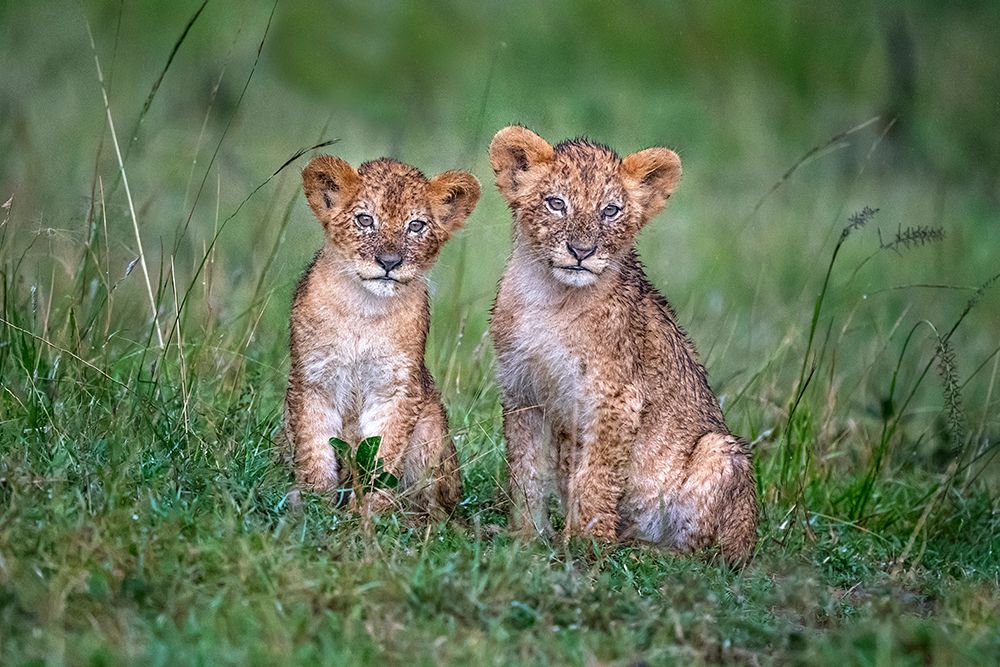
[1,2,998,664]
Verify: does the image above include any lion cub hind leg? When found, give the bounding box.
[681,432,758,565]
[403,400,462,517]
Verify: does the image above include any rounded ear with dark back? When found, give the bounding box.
[302,155,361,227]
[428,170,481,235]
[488,126,555,200]
[621,148,682,221]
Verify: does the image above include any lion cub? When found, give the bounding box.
[285,155,479,515]
[489,126,757,563]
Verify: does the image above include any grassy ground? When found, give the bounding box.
[1,2,999,665]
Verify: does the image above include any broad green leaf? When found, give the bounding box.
[328,437,352,459]
[356,436,382,478]
[374,470,399,490]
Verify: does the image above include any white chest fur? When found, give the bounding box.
[498,264,593,429]
[300,326,410,441]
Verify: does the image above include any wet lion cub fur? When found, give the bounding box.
[488,126,758,563]
[284,155,480,514]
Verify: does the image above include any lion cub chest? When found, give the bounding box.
[499,299,593,427]
[299,319,410,438]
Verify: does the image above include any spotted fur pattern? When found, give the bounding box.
[284,155,479,516]
[489,126,758,564]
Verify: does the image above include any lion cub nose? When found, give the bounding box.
[567,242,596,262]
[376,253,403,273]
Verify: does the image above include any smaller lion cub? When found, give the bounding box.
[285,155,480,515]
[489,126,757,563]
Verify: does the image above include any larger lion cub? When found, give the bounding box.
[285,155,479,515]
[489,126,757,563]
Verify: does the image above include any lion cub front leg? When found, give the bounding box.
[287,382,342,492]
[403,400,462,517]
[564,388,641,542]
[503,403,551,537]
[355,389,419,513]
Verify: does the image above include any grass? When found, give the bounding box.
[1,2,999,665]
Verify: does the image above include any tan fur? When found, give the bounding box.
[488,126,758,564]
[284,155,480,516]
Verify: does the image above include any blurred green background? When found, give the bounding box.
[2,0,999,462]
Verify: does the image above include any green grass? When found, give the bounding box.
[2,2,999,665]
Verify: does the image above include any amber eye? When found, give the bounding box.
[601,203,621,219]
[407,219,427,234]
[545,196,567,213]
[355,213,375,229]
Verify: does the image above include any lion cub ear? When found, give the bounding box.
[302,155,361,226]
[428,170,481,235]
[489,125,555,200]
[621,148,682,220]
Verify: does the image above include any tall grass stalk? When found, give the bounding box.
[776,207,878,501]
[86,20,164,348]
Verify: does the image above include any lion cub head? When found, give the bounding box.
[490,126,681,288]
[303,155,480,297]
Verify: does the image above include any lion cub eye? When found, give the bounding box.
[545,196,567,214]
[407,219,427,234]
[601,203,622,220]
[355,213,375,229]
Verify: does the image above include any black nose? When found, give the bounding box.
[567,242,596,262]
[376,253,403,273]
